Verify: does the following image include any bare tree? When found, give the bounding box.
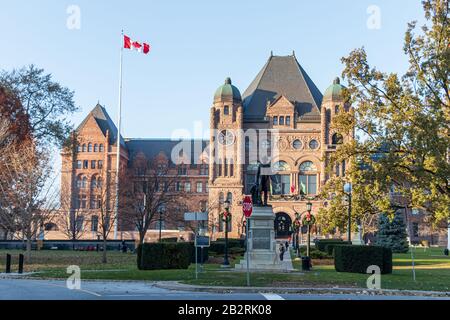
[121,155,187,268]
[96,172,118,264]
[0,144,59,262]
[58,180,88,242]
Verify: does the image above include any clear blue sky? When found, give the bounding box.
[0,0,425,140]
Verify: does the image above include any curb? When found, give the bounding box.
[153,281,450,297]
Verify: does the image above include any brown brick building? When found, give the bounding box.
[50,53,353,242]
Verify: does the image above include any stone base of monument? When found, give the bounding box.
[235,206,286,271]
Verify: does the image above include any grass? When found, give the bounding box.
[1,247,449,292]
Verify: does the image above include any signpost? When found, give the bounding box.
[184,212,209,280]
[242,196,253,286]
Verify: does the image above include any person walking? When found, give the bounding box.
[279,243,285,261]
[285,241,289,252]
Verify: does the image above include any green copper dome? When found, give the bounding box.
[323,77,345,102]
[214,77,242,103]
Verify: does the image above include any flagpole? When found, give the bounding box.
[114,30,124,240]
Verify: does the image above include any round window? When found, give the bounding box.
[309,139,319,150]
[293,139,302,150]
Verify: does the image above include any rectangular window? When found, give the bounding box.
[81,195,87,209]
[76,161,82,169]
[279,116,285,125]
[91,160,96,169]
[245,174,256,194]
[185,182,191,192]
[299,175,317,195]
[196,182,203,193]
[91,216,99,232]
[224,105,229,115]
[205,183,209,193]
[176,182,183,192]
[75,216,84,232]
[271,174,290,195]
[273,116,278,126]
[286,116,291,125]
[83,160,89,169]
[98,160,103,169]
[308,175,317,195]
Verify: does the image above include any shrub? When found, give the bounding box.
[316,239,345,252]
[216,238,245,248]
[324,242,352,256]
[229,247,245,255]
[298,247,333,259]
[162,237,178,243]
[137,243,192,270]
[334,245,392,274]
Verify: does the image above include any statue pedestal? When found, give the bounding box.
[235,206,285,271]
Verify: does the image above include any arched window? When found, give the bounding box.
[91,176,97,189]
[76,145,82,153]
[299,161,317,195]
[77,176,83,188]
[226,192,233,205]
[272,161,291,195]
[88,143,93,152]
[273,161,290,172]
[82,176,88,188]
[99,144,104,152]
[224,105,229,115]
[332,133,343,145]
[82,144,86,152]
[44,223,58,231]
[94,144,98,152]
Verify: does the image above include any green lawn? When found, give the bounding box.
[1,247,449,292]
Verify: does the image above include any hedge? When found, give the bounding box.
[137,243,192,270]
[215,238,245,248]
[209,240,243,255]
[334,245,393,274]
[316,239,345,252]
[324,242,352,256]
[298,247,333,259]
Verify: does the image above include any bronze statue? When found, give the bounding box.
[250,162,271,207]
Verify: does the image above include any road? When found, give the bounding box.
[0,279,448,300]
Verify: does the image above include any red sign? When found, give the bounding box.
[242,196,253,218]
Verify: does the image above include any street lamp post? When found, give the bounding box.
[344,183,352,242]
[158,204,166,243]
[306,201,312,258]
[222,200,231,267]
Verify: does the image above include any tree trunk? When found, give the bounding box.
[102,238,107,264]
[138,231,146,269]
[26,238,32,263]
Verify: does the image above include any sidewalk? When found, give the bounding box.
[153,281,450,298]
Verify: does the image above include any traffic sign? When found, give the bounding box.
[242,195,253,218]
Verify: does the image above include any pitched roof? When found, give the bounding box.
[242,54,323,121]
[125,138,209,166]
[76,104,126,146]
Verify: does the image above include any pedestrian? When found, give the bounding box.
[285,241,289,251]
[121,240,127,253]
[279,243,285,261]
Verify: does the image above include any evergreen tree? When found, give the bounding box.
[376,213,409,253]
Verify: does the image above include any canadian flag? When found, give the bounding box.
[124,35,150,54]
